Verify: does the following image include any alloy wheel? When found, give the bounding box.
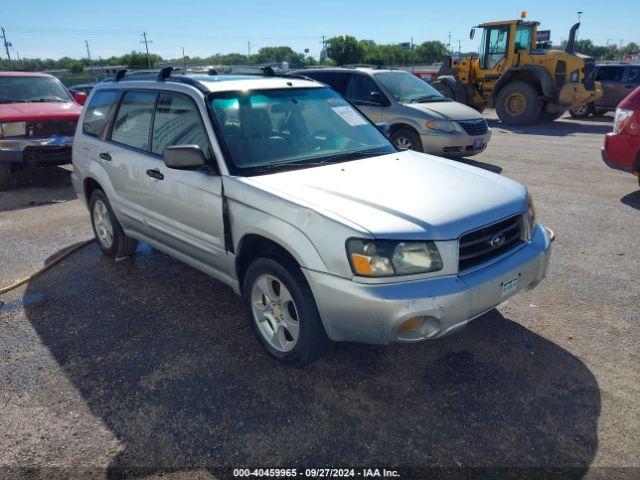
[394,136,413,150]
[93,199,114,249]
[251,274,300,352]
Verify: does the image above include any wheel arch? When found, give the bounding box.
[493,66,556,101]
[83,177,103,206]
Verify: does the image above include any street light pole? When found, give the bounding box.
[140,32,153,69]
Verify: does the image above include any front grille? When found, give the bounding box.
[458,215,524,271]
[458,118,488,136]
[27,119,77,137]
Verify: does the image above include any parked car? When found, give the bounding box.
[297,68,491,156]
[72,69,551,365]
[0,72,85,190]
[570,62,640,118]
[68,83,96,97]
[601,85,640,186]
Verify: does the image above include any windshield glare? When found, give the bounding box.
[374,71,446,103]
[210,87,395,174]
[0,76,72,103]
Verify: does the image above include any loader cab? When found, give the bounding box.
[474,20,538,73]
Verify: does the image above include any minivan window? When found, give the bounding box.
[344,75,383,103]
[374,71,447,103]
[303,71,350,94]
[628,67,640,84]
[111,91,157,150]
[209,87,394,175]
[82,90,119,137]
[596,66,625,82]
[152,93,212,158]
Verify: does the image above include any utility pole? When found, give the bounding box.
[457,39,462,56]
[576,11,583,42]
[140,31,153,69]
[2,27,12,64]
[604,38,613,60]
[619,39,624,60]
[182,46,187,71]
[85,40,95,81]
[448,31,452,54]
[247,41,251,58]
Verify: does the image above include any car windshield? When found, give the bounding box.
[374,71,449,104]
[0,76,72,104]
[209,87,395,175]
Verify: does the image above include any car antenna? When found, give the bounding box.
[114,69,127,81]
[158,66,173,81]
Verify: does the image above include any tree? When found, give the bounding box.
[120,51,163,69]
[414,41,449,64]
[250,46,305,66]
[326,35,364,65]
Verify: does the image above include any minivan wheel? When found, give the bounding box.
[0,163,11,191]
[391,128,423,152]
[89,190,138,258]
[243,257,332,366]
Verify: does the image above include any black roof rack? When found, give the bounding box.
[114,69,127,81]
[158,66,173,81]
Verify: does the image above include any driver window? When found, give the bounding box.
[482,27,509,70]
[514,26,532,50]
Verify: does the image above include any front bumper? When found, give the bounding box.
[0,135,74,166]
[420,129,492,157]
[304,224,551,345]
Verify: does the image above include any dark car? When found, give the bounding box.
[570,62,640,117]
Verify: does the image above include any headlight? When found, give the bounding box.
[570,69,579,83]
[613,108,633,134]
[347,239,443,277]
[527,193,537,234]
[426,120,460,133]
[0,122,27,138]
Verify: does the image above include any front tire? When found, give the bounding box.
[0,163,12,191]
[89,190,138,258]
[391,127,423,152]
[569,103,594,118]
[495,81,543,125]
[243,257,331,366]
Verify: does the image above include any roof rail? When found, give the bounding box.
[114,69,127,81]
[158,66,173,81]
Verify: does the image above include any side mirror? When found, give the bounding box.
[375,122,391,138]
[163,145,208,170]
[470,28,476,40]
[73,91,87,105]
[369,91,387,105]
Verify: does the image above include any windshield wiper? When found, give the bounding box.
[0,98,27,104]
[26,97,69,103]
[409,95,446,103]
[249,148,389,174]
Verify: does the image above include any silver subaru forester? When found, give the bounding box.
[72,68,551,365]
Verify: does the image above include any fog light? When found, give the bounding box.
[399,316,423,331]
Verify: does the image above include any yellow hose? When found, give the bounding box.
[0,239,94,295]
[546,227,556,242]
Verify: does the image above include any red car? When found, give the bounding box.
[602,85,640,187]
[0,72,86,191]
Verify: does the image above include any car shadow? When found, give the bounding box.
[23,244,600,478]
[0,166,77,213]
[488,119,612,137]
[621,189,640,210]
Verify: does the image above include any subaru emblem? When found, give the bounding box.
[490,233,506,248]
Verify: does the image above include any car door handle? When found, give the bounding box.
[99,152,112,161]
[146,168,164,180]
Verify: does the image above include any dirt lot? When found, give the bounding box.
[0,111,638,479]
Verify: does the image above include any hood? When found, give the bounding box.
[404,100,483,121]
[0,102,82,122]
[245,150,527,240]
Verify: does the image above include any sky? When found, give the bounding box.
[2,0,639,61]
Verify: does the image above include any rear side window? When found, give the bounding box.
[627,67,640,84]
[82,90,119,137]
[304,72,350,94]
[111,91,157,150]
[151,93,212,158]
[595,67,625,82]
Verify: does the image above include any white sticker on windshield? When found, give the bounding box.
[331,106,368,126]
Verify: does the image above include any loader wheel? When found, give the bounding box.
[496,81,543,125]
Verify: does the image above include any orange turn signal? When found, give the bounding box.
[351,253,373,275]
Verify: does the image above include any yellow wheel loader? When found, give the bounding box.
[432,18,602,125]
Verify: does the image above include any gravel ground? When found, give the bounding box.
[0,111,638,479]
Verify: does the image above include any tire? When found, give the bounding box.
[243,256,332,366]
[89,189,138,258]
[569,103,594,118]
[0,163,11,191]
[391,127,423,152]
[495,81,543,125]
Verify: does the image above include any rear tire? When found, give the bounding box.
[495,81,543,125]
[569,103,594,118]
[0,163,12,191]
[243,256,332,366]
[89,189,138,258]
[391,127,423,152]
